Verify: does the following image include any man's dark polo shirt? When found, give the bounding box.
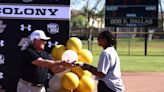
[19,46,50,85]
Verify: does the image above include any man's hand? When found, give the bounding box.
[59,61,76,68]
[74,62,84,67]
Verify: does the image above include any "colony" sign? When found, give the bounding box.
[0,4,70,19]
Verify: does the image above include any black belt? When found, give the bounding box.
[19,79,44,87]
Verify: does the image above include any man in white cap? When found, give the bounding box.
[17,30,71,92]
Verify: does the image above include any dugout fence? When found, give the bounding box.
[71,28,164,56]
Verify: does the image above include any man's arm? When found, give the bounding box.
[50,65,68,74]
[32,57,72,69]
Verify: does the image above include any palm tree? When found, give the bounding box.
[71,0,105,50]
[95,6,105,29]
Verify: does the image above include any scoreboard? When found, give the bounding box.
[105,0,159,27]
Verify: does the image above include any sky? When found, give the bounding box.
[71,0,164,11]
[161,0,164,10]
[71,0,105,11]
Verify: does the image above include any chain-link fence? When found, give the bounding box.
[116,32,164,56]
[71,28,164,56]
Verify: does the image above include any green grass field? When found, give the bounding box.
[82,38,164,72]
[120,55,164,72]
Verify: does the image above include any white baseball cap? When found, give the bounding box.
[30,30,51,41]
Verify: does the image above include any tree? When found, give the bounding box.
[71,14,86,28]
[95,6,105,29]
[71,0,105,51]
[71,0,105,28]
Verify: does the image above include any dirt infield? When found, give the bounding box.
[93,72,164,92]
[122,72,164,92]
